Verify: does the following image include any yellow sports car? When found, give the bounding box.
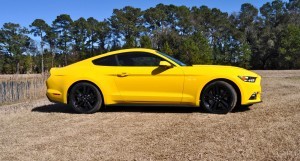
[46,48,261,114]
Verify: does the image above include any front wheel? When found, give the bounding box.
[69,82,102,114]
[200,81,237,114]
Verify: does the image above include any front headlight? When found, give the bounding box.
[238,76,257,83]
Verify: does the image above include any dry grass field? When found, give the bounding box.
[0,74,47,105]
[0,70,299,161]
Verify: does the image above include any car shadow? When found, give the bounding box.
[31,103,207,114]
[103,105,205,113]
[231,105,251,113]
[31,103,77,114]
[32,103,251,114]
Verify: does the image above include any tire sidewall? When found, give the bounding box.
[201,81,237,114]
[69,82,102,114]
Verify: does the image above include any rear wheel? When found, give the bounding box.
[69,82,102,114]
[201,81,237,114]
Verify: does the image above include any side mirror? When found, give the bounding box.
[159,61,172,68]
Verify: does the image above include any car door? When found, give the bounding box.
[114,52,184,103]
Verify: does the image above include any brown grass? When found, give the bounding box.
[0,70,299,161]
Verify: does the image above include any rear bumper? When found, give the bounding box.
[46,76,65,104]
[46,89,64,104]
[46,93,63,104]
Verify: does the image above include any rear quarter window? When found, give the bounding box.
[92,55,117,66]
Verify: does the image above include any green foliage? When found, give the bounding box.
[179,32,212,65]
[123,36,136,48]
[30,19,50,73]
[161,41,173,56]
[96,20,110,53]
[238,43,252,68]
[279,24,300,69]
[140,35,152,48]
[0,23,32,73]
[109,6,144,47]
[72,17,89,59]
[21,55,33,73]
[52,14,73,65]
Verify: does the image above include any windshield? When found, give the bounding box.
[157,51,187,66]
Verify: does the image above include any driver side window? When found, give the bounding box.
[117,52,163,66]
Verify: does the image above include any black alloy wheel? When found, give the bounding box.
[201,81,237,114]
[69,82,102,114]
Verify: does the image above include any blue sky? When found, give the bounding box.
[0,0,283,27]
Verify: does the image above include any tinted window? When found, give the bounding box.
[117,52,162,66]
[92,55,117,66]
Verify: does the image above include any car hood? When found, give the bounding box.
[183,65,260,77]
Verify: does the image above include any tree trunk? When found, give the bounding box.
[50,45,55,67]
[41,44,44,74]
[40,33,44,74]
[91,31,94,56]
[64,41,67,66]
[16,62,20,74]
[51,54,54,67]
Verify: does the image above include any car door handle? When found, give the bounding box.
[117,73,129,77]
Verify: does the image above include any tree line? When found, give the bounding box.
[0,0,300,74]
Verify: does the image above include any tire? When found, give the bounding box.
[200,81,237,114]
[69,82,102,114]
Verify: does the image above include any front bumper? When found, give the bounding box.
[240,76,262,105]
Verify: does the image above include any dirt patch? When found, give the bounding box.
[0,70,299,160]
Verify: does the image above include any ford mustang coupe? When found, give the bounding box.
[46,48,262,114]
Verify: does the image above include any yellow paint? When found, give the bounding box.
[46,48,262,107]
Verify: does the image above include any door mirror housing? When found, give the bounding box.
[159,61,172,68]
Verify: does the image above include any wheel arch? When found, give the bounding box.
[199,78,241,106]
[67,80,104,105]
